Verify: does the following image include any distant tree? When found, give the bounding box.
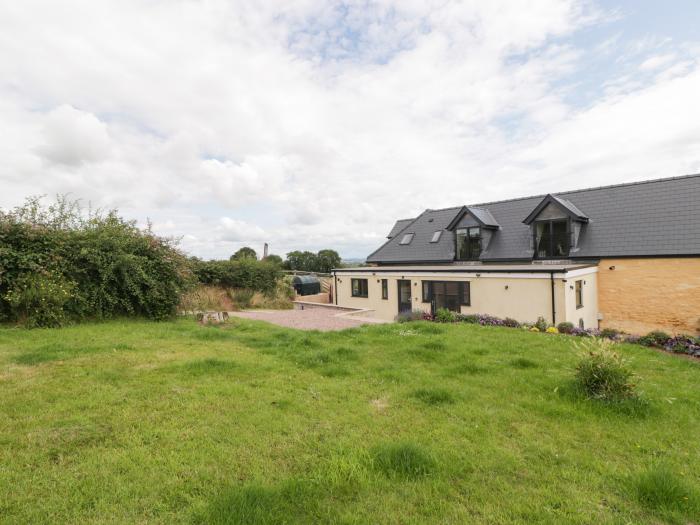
[284,250,317,271]
[263,254,283,266]
[230,247,257,261]
[316,249,341,273]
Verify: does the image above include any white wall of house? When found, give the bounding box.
[333,267,599,327]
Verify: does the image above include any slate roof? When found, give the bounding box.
[367,174,700,263]
[387,218,415,239]
[466,207,500,228]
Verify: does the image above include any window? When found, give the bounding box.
[534,219,569,258]
[381,279,388,300]
[399,233,414,245]
[455,227,481,260]
[575,280,583,308]
[422,281,470,311]
[430,231,442,243]
[351,278,368,298]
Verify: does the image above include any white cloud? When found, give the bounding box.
[0,1,698,259]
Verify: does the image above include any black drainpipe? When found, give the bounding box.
[333,272,338,305]
[550,271,556,325]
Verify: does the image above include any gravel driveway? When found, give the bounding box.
[229,308,383,331]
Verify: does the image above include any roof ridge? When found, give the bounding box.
[470,172,700,207]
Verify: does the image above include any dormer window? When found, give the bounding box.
[534,220,569,258]
[399,233,414,245]
[456,227,481,260]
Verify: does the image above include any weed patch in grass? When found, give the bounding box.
[446,361,488,376]
[422,340,447,351]
[195,481,324,525]
[175,358,238,376]
[411,388,456,405]
[14,342,107,365]
[510,357,538,369]
[371,442,436,480]
[320,365,351,378]
[631,465,698,518]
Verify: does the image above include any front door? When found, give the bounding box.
[398,280,412,314]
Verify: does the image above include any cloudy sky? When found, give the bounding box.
[1,1,699,260]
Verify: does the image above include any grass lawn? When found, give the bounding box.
[1,318,699,524]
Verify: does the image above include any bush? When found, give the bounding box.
[600,328,621,340]
[664,335,700,357]
[638,330,671,347]
[3,272,75,328]
[574,338,636,401]
[434,308,456,323]
[546,326,559,334]
[503,317,520,328]
[456,314,479,324]
[191,258,281,295]
[395,310,426,323]
[557,322,575,334]
[0,196,191,327]
[534,316,549,332]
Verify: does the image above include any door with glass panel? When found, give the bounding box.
[397,280,412,314]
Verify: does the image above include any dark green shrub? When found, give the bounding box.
[0,196,191,326]
[600,328,621,340]
[455,314,479,323]
[434,308,455,323]
[503,317,520,328]
[574,339,636,401]
[191,258,281,295]
[638,330,671,347]
[557,321,575,334]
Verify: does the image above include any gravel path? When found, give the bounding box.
[228,308,382,331]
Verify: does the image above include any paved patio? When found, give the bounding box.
[229,307,385,331]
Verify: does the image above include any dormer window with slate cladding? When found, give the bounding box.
[522,194,589,259]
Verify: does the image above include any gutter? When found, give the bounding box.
[550,271,556,325]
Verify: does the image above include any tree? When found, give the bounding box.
[316,249,341,273]
[230,247,257,261]
[284,250,317,271]
[263,254,283,266]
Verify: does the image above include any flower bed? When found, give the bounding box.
[422,308,700,358]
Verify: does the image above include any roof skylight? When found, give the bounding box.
[430,231,442,243]
[399,233,414,245]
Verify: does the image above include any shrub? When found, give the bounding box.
[600,328,621,340]
[3,272,75,328]
[0,196,191,326]
[574,338,636,401]
[190,258,281,295]
[529,326,540,332]
[395,310,426,323]
[557,322,575,334]
[546,326,559,334]
[456,314,479,324]
[664,335,700,357]
[434,308,456,323]
[502,317,520,328]
[638,330,671,347]
[534,316,549,332]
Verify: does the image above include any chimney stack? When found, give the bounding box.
[263,243,269,259]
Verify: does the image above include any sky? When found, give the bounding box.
[1,0,699,260]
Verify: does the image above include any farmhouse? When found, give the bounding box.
[332,174,700,334]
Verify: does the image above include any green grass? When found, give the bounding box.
[1,318,699,524]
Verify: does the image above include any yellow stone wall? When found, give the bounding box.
[598,258,700,335]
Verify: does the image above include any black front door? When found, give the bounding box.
[398,280,412,313]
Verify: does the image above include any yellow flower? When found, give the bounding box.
[546,326,559,334]
[529,327,540,332]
